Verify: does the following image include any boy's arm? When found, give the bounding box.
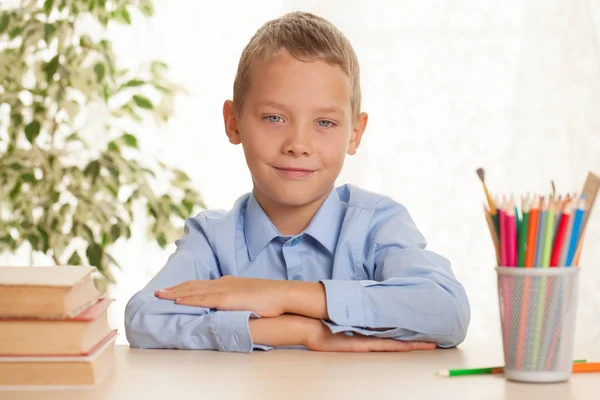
[249,314,436,352]
[125,217,257,352]
[317,198,471,348]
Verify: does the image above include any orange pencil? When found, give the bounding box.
[573,362,600,373]
[525,197,540,267]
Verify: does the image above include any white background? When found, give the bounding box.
[3,0,600,347]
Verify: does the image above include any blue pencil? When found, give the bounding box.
[565,196,585,266]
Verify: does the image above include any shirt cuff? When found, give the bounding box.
[320,279,366,327]
[212,311,257,353]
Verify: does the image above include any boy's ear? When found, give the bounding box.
[347,112,368,155]
[223,100,242,145]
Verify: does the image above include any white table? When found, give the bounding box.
[1,343,599,400]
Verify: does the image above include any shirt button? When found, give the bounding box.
[292,275,303,281]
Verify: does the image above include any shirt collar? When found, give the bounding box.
[244,193,281,261]
[244,187,346,260]
[303,188,345,255]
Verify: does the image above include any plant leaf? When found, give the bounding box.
[0,13,9,34]
[45,55,59,81]
[21,173,35,183]
[86,242,103,268]
[8,27,21,39]
[156,233,167,248]
[103,84,110,102]
[120,79,144,89]
[27,233,40,251]
[108,141,119,152]
[82,225,94,241]
[105,252,122,270]
[121,133,138,148]
[110,223,120,242]
[67,250,82,265]
[168,203,184,218]
[120,8,132,24]
[43,23,56,44]
[182,199,194,214]
[25,121,41,143]
[83,160,100,184]
[44,0,55,16]
[133,95,153,109]
[139,1,154,16]
[94,62,105,82]
[38,227,49,252]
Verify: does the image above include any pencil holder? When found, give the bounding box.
[495,266,580,383]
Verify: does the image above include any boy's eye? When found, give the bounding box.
[317,120,335,128]
[265,115,282,123]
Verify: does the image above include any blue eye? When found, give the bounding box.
[317,120,334,128]
[266,115,282,123]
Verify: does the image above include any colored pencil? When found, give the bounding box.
[525,197,539,267]
[550,202,572,267]
[541,200,556,267]
[506,204,517,266]
[499,206,508,266]
[534,198,546,267]
[559,197,576,267]
[436,360,590,377]
[573,362,600,373]
[517,197,530,267]
[566,196,585,266]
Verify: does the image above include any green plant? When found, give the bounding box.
[0,0,205,291]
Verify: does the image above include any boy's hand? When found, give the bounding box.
[303,318,437,352]
[155,276,286,317]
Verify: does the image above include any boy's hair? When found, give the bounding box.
[233,12,361,120]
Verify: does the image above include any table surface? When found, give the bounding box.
[1,343,599,400]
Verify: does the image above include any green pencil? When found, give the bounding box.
[437,360,587,377]
[541,206,556,267]
[518,203,530,267]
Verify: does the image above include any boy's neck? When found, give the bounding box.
[252,187,333,236]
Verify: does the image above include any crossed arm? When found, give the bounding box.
[154,277,435,352]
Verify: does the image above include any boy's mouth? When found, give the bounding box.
[273,166,316,179]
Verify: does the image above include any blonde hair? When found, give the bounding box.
[233,11,361,120]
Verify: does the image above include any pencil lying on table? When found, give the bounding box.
[436,360,595,377]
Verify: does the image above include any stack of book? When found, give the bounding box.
[0,266,117,387]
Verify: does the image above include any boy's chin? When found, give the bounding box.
[259,184,332,208]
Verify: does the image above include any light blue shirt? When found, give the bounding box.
[125,184,470,352]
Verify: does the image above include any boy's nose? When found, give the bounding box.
[282,127,312,156]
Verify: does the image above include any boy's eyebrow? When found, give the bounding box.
[256,100,345,116]
[255,100,292,112]
[315,106,345,116]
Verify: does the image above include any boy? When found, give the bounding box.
[125,12,470,353]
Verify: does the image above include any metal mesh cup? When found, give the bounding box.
[495,266,580,383]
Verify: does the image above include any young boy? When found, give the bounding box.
[125,12,470,353]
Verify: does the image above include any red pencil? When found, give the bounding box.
[550,202,573,267]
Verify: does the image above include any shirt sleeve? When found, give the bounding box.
[124,216,260,353]
[320,198,471,348]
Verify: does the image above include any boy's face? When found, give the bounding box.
[224,50,368,208]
